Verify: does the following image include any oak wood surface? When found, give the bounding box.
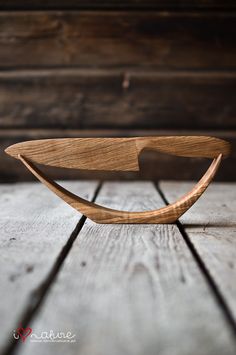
[5,136,228,223]
[17,152,221,223]
[1,129,236,182]
[0,181,98,353]
[0,11,235,70]
[5,136,230,167]
[160,181,236,323]
[1,70,235,130]
[1,0,235,10]
[14,182,236,355]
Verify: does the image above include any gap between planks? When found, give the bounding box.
[3,180,236,355]
[1,182,102,355]
[156,182,236,339]
[14,181,236,355]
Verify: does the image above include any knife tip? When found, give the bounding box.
[4,145,12,156]
[4,143,21,159]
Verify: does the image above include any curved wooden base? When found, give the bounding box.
[19,154,222,224]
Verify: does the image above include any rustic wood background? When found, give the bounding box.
[0,1,235,182]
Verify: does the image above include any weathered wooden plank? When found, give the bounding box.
[16,182,236,355]
[1,1,235,10]
[0,180,98,353]
[0,12,235,69]
[1,129,236,182]
[0,70,235,130]
[160,181,236,323]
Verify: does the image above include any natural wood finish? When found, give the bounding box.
[5,136,229,223]
[1,129,236,182]
[19,153,222,223]
[0,181,98,353]
[0,12,235,69]
[15,182,236,355]
[160,181,236,323]
[1,0,236,10]
[1,70,235,130]
[5,136,230,168]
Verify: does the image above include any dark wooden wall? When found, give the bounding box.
[0,1,235,182]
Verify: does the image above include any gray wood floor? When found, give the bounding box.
[0,181,235,355]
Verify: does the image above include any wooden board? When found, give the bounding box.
[15,182,236,355]
[0,180,98,354]
[160,181,236,323]
[0,12,235,69]
[1,1,235,10]
[1,129,236,182]
[0,70,235,130]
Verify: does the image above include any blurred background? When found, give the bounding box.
[0,1,235,182]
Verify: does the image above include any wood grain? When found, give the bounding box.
[16,151,221,223]
[1,0,236,10]
[5,136,230,167]
[0,70,235,130]
[4,136,228,223]
[15,182,236,355]
[160,181,236,323]
[0,12,235,69]
[1,129,236,182]
[0,180,98,353]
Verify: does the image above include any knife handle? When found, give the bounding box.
[136,136,230,159]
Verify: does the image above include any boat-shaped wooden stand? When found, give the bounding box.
[5,136,230,224]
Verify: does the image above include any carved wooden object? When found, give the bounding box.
[5,136,230,224]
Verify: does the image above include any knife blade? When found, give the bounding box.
[5,136,230,172]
